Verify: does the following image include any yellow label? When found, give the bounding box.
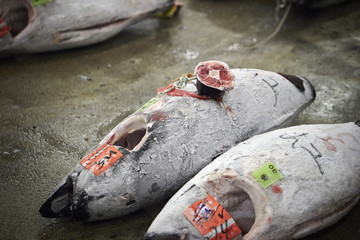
[136,97,160,112]
[31,0,52,7]
[252,162,283,188]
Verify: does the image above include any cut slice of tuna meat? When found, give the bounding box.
[195,60,235,98]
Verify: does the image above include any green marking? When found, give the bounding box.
[31,0,52,7]
[136,97,160,112]
[252,161,283,188]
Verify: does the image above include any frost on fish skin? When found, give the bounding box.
[40,67,316,222]
[145,122,360,240]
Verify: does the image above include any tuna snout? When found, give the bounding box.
[39,176,74,218]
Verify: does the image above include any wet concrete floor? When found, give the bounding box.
[0,0,359,239]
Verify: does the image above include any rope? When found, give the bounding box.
[255,1,292,46]
[157,74,208,99]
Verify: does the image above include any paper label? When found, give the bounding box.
[183,195,242,240]
[252,161,283,188]
[136,97,160,112]
[80,143,122,176]
[0,18,11,39]
[31,0,52,6]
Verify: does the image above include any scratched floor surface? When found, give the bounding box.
[0,0,359,239]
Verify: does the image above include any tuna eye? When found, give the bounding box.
[107,115,148,151]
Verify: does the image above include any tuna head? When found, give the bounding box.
[39,62,316,222]
[0,0,175,57]
[144,122,360,240]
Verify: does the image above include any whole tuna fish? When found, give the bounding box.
[0,0,176,57]
[145,121,360,240]
[39,60,315,222]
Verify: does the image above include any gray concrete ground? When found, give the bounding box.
[0,0,359,239]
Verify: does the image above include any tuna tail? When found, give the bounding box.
[39,176,73,218]
[154,1,182,19]
[355,120,360,127]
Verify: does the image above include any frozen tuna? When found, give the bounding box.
[0,0,177,57]
[39,61,315,222]
[145,121,360,240]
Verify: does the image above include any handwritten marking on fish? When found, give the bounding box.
[144,122,360,240]
[39,62,315,222]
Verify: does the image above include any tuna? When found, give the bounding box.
[0,0,176,58]
[39,61,315,222]
[144,121,360,240]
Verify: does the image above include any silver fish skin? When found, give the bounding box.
[39,67,315,222]
[144,121,360,240]
[0,0,174,57]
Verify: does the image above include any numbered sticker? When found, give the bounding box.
[252,161,283,188]
[31,0,52,7]
[136,97,160,112]
[183,195,242,240]
[80,143,123,176]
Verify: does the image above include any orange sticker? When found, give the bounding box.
[80,143,122,176]
[183,195,242,240]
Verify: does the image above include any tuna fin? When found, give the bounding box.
[154,1,182,19]
[278,73,305,91]
[355,120,360,127]
[39,176,73,218]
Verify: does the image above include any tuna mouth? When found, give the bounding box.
[39,115,148,219]
[0,0,33,38]
[39,176,73,218]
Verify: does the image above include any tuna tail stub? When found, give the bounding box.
[279,72,316,101]
[195,61,235,98]
[355,120,360,127]
[39,176,73,218]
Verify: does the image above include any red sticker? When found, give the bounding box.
[0,18,12,39]
[80,143,122,176]
[183,195,242,240]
